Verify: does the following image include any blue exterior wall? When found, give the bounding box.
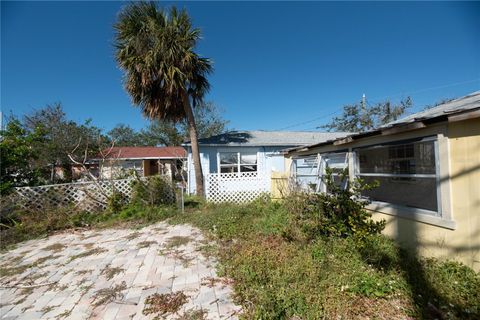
[186,145,291,194]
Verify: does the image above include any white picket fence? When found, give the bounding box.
[4,177,173,213]
[205,172,269,203]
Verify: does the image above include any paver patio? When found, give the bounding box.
[0,223,241,320]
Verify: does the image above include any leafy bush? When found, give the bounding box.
[131,176,175,206]
[284,169,385,242]
[106,190,128,212]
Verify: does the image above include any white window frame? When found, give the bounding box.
[320,152,349,193]
[291,154,321,192]
[217,151,258,174]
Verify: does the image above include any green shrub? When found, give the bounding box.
[132,176,175,206]
[117,203,175,223]
[107,190,128,212]
[183,194,205,208]
[284,169,385,242]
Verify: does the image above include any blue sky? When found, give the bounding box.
[2,1,479,132]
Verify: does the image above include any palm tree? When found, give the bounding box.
[114,2,212,196]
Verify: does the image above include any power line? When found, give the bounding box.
[368,78,480,102]
[275,78,480,131]
[276,109,342,130]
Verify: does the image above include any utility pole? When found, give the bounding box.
[360,94,367,128]
[361,94,366,112]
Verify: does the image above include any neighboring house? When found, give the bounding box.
[286,91,480,270]
[183,131,349,199]
[92,146,186,181]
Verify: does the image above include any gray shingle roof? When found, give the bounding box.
[185,130,351,147]
[286,90,480,154]
[382,90,480,127]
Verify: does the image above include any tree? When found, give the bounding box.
[114,2,213,196]
[141,102,228,146]
[108,124,144,146]
[23,103,106,183]
[0,118,46,194]
[141,121,185,147]
[323,97,413,132]
[181,102,228,141]
[423,97,455,110]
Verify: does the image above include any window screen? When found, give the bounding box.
[356,139,438,213]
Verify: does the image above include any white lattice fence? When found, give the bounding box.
[6,176,175,213]
[205,172,269,203]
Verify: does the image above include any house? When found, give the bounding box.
[286,91,480,270]
[92,146,186,181]
[183,130,349,200]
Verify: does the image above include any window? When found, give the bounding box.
[322,153,349,191]
[293,152,348,192]
[356,138,439,214]
[219,152,257,173]
[293,155,320,191]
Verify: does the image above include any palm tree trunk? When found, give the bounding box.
[181,91,205,197]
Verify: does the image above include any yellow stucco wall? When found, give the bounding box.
[372,118,480,271]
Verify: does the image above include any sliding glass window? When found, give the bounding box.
[355,138,439,214]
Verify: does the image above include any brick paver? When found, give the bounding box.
[0,223,241,319]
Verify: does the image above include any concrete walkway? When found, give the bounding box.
[0,223,241,320]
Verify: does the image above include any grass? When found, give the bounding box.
[0,253,60,278]
[92,281,127,307]
[124,232,141,241]
[56,309,72,319]
[1,193,478,319]
[0,263,31,278]
[177,308,207,320]
[68,248,106,262]
[170,199,480,320]
[142,291,188,317]
[42,243,66,252]
[101,264,125,280]
[165,236,193,249]
[41,305,55,315]
[75,269,93,276]
[0,203,177,250]
[137,240,157,249]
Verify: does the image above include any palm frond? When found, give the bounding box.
[114,1,211,122]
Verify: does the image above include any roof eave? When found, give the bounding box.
[287,107,480,155]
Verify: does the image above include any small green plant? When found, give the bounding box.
[177,308,207,320]
[137,240,157,249]
[142,291,188,317]
[351,272,398,297]
[165,236,192,249]
[43,243,66,253]
[101,264,125,280]
[69,247,106,261]
[56,309,72,319]
[92,281,127,307]
[41,305,55,315]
